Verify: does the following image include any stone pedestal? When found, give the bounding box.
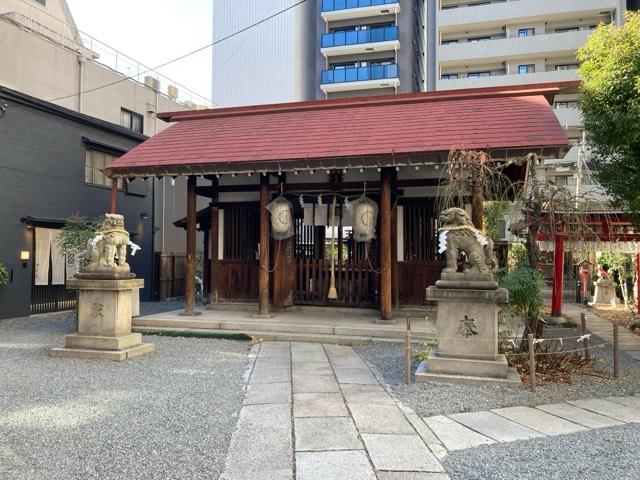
[49,278,154,361]
[415,275,519,385]
[592,279,619,305]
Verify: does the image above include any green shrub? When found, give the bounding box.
[563,320,578,328]
[631,322,640,330]
[0,262,9,287]
[499,267,545,335]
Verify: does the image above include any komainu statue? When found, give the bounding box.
[438,208,498,274]
[78,214,140,279]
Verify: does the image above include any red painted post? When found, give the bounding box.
[109,178,117,214]
[637,246,640,315]
[551,232,565,317]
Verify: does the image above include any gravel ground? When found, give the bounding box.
[442,423,640,480]
[356,327,640,417]
[0,311,251,480]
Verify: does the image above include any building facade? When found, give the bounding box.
[0,0,212,259]
[0,86,154,319]
[212,0,427,106]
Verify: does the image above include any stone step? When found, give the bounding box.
[133,317,436,340]
[133,325,438,346]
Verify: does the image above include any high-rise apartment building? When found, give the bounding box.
[212,0,426,106]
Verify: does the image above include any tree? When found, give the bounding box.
[56,213,104,267]
[578,12,640,218]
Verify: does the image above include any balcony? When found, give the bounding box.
[321,64,400,93]
[438,0,619,31]
[438,29,592,66]
[436,68,578,91]
[321,26,399,57]
[321,0,401,22]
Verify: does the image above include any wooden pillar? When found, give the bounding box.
[109,178,117,214]
[391,171,399,307]
[380,167,393,321]
[210,204,219,304]
[551,232,565,317]
[182,175,201,316]
[258,174,271,317]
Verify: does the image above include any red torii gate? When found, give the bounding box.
[544,213,640,316]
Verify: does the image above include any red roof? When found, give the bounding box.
[105,84,572,177]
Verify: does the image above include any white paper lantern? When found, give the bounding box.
[267,195,294,240]
[347,194,378,243]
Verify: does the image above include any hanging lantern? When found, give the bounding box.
[347,194,378,243]
[267,195,294,240]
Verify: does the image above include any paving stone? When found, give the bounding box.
[253,356,291,369]
[292,362,333,375]
[243,382,291,405]
[361,434,444,472]
[292,349,328,363]
[294,417,362,451]
[296,451,376,480]
[258,342,291,357]
[568,398,640,423]
[220,403,292,480]
[422,415,494,451]
[427,443,449,461]
[251,366,291,384]
[492,406,588,436]
[605,395,640,409]
[349,403,415,434]
[293,374,340,393]
[293,393,348,417]
[340,384,395,405]
[377,472,451,480]
[333,367,378,385]
[328,356,368,368]
[536,403,625,429]
[448,411,544,443]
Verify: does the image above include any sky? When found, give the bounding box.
[66,0,213,104]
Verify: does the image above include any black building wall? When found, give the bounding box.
[0,87,154,319]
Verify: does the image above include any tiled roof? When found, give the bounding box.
[105,85,572,177]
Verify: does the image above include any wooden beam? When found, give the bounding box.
[194,178,438,197]
[182,176,201,316]
[258,174,271,317]
[380,167,393,321]
[109,178,117,214]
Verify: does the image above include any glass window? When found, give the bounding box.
[555,64,579,71]
[441,74,459,80]
[468,36,491,42]
[33,0,46,5]
[555,27,580,33]
[467,71,490,78]
[441,39,459,45]
[85,149,123,190]
[517,28,535,37]
[518,64,535,74]
[120,108,144,134]
[554,176,569,186]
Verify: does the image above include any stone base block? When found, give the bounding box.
[49,343,155,362]
[64,333,142,351]
[415,360,521,386]
[425,352,511,378]
[436,272,499,290]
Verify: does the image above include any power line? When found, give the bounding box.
[47,0,307,103]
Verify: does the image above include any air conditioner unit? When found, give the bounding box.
[167,85,179,99]
[144,76,160,91]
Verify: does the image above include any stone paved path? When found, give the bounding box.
[562,303,640,361]
[221,341,640,480]
[220,341,447,480]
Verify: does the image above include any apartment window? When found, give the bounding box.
[517,28,535,37]
[555,64,579,71]
[554,176,569,186]
[468,36,491,42]
[467,71,491,78]
[518,64,535,74]
[441,39,459,45]
[85,149,123,189]
[33,0,46,5]
[120,108,144,134]
[555,101,579,109]
[441,74,459,80]
[555,27,580,33]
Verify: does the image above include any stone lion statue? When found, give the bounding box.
[86,214,130,271]
[438,207,498,274]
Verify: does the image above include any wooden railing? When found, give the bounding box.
[295,259,379,307]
